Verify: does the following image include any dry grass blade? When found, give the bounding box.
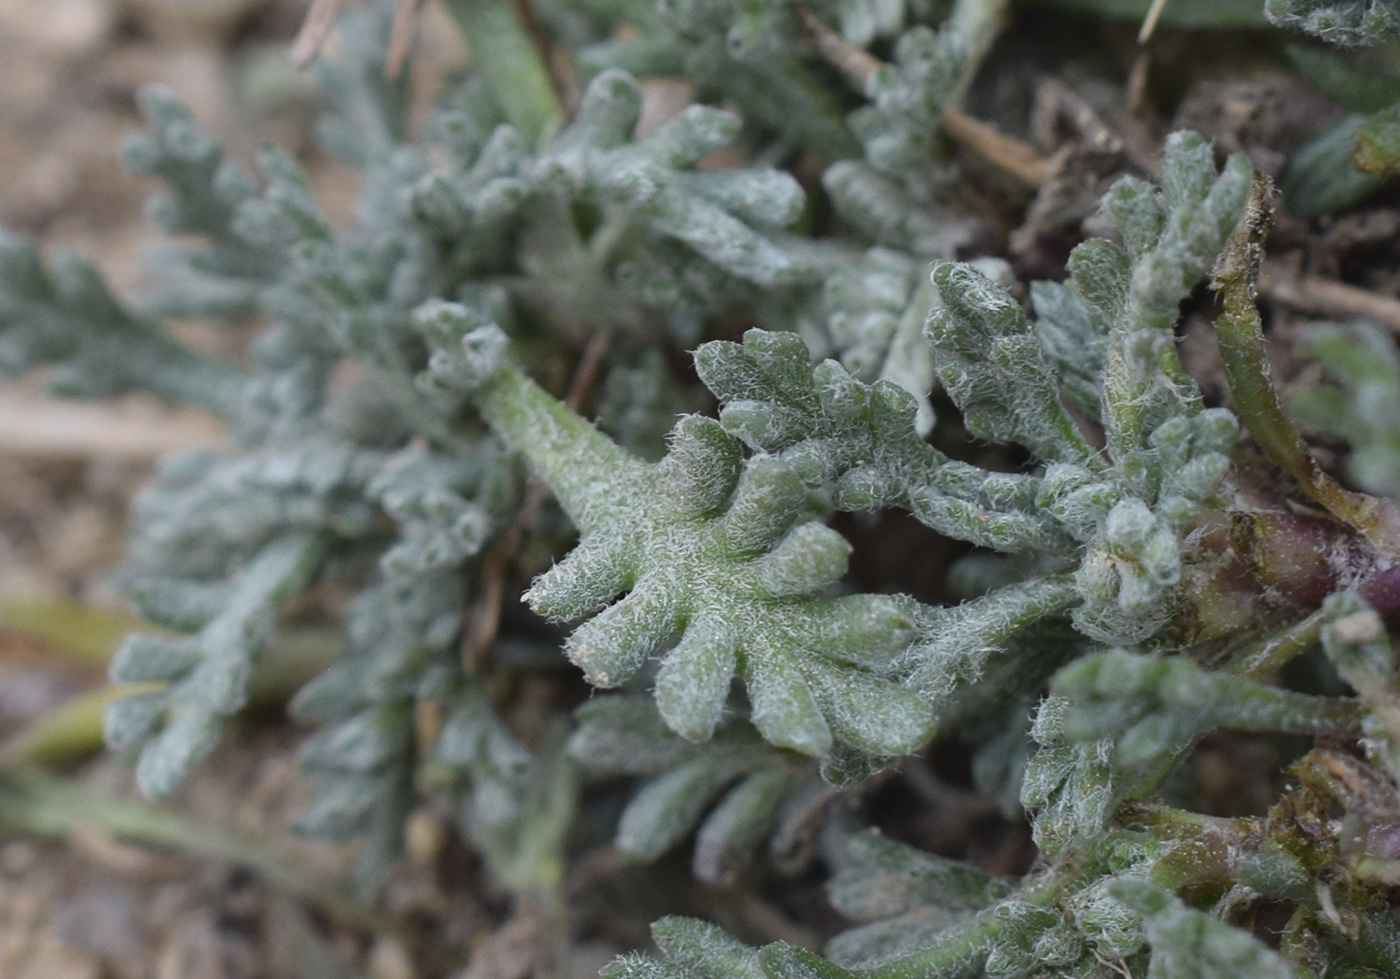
[797,7,1049,186]
[1137,0,1172,42]
[291,0,348,68]
[942,108,1052,186]
[386,0,427,79]
[795,7,880,88]
[1261,267,1400,335]
[0,768,404,938]
[0,389,224,459]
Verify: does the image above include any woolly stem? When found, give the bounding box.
[125,342,248,417]
[863,912,1000,979]
[472,362,648,537]
[1215,688,1364,738]
[863,863,1094,979]
[1224,609,1325,679]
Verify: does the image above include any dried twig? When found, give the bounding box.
[1137,0,1171,42]
[1213,179,1400,554]
[460,536,513,670]
[797,7,1050,187]
[565,843,621,897]
[562,326,614,414]
[1127,53,1151,115]
[291,0,347,68]
[795,7,880,89]
[1260,267,1400,335]
[942,107,1052,187]
[1033,76,1122,152]
[0,390,224,459]
[386,0,427,79]
[511,0,559,98]
[693,889,826,951]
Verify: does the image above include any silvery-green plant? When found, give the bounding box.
[4,0,1400,973]
[1266,0,1400,43]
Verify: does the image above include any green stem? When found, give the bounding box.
[1212,175,1400,555]
[1123,804,1253,891]
[1216,684,1364,737]
[1121,804,1322,906]
[0,766,401,936]
[1,596,144,667]
[1223,610,1325,679]
[1122,802,1247,839]
[1,684,159,767]
[473,363,649,537]
[441,0,563,146]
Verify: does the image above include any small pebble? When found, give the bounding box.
[405,809,447,866]
[369,936,416,979]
